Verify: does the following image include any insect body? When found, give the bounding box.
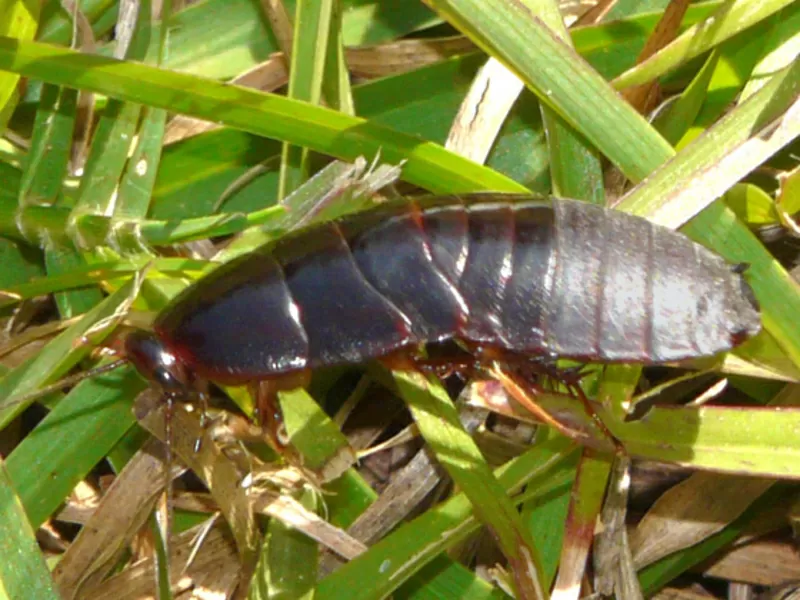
[126,195,761,406]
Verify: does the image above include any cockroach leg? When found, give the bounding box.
[490,363,623,454]
[250,380,287,451]
[250,371,311,453]
[490,364,593,444]
[516,357,623,453]
[193,381,211,453]
[410,356,478,380]
[563,377,625,456]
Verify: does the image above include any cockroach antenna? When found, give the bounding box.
[1,358,129,409]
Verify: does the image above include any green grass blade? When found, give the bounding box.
[674,11,785,149]
[5,367,143,528]
[422,0,674,181]
[317,436,576,600]
[280,0,335,198]
[534,0,604,204]
[618,60,800,226]
[0,279,140,428]
[18,84,76,206]
[394,371,547,599]
[0,0,39,131]
[44,240,104,318]
[0,37,525,195]
[0,459,59,600]
[613,0,796,89]
[653,51,719,146]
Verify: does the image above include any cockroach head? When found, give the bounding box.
[125,330,189,397]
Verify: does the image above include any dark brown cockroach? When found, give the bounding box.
[121,194,761,441]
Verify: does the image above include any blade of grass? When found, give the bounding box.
[0,0,39,130]
[322,0,354,115]
[612,0,796,90]
[740,7,800,102]
[67,0,156,245]
[255,488,319,599]
[114,1,172,253]
[533,0,604,204]
[0,256,207,307]
[0,37,527,195]
[421,0,674,181]
[394,370,548,599]
[619,63,800,227]
[674,11,784,149]
[480,383,800,478]
[38,0,117,47]
[5,367,143,528]
[316,436,577,600]
[0,278,141,429]
[521,431,579,588]
[0,459,59,600]
[652,50,719,146]
[279,0,334,198]
[17,83,76,206]
[552,450,612,600]
[279,387,356,473]
[44,240,104,318]
[397,558,513,599]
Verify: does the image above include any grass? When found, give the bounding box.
[0,0,799,598]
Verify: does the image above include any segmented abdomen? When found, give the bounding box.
[155,195,758,384]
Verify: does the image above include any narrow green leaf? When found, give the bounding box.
[44,240,104,318]
[0,279,140,429]
[18,84,76,206]
[67,99,142,229]
[397,558,513,599]
[521,433,579,587]
[317,436,576,600]
[0,256,207,307]
[0,0,39,131]
[279,0,335,198]
[675,12,781,149]
[323,0,354,115]
[533,0,604,204]
[394,371,547,599]
[653,51,719,147]
[0,38,526,195]
[254,489,318,600]
[6,367,142,528]
[554,451,612,594]
[740,4,800,102]
[613,0,796,89]
[38,0,118,46]
[0,460,59,600]
[422,0,674,181]
[279,387,353,471]
[116,106,167,220]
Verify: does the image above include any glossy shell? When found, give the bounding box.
[153,195,761,385]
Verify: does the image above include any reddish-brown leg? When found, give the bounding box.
[250,371,311,452]
[489,361,624,454]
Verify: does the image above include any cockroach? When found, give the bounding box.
[120,194,760,440]
[12,194,762,445]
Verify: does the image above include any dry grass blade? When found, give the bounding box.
[134,391,262,588]
[631,472,776,569]
[445,57,523,164]
[80,522,241,599]
[52,439,185,599]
